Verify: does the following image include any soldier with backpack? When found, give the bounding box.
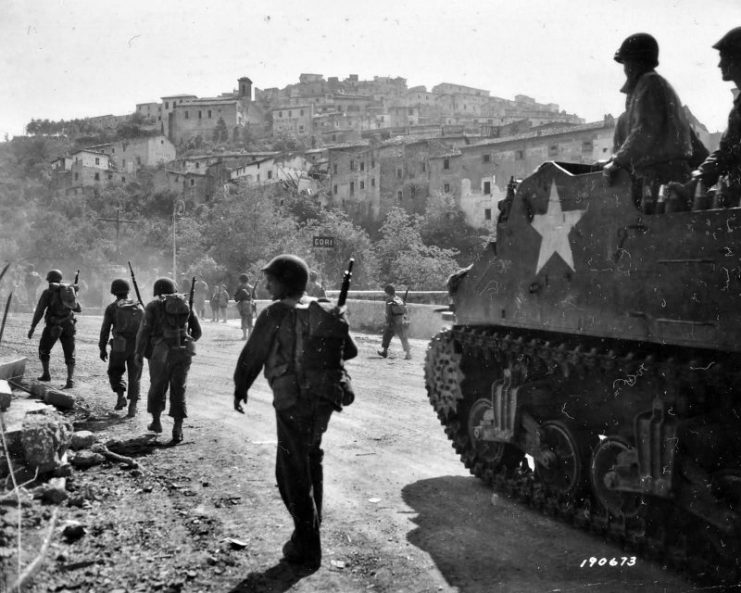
[377,284,411,360]
[233,254,357,571]
[27,269,81,389]
[99,279,144,417]
[233,273,254,340]
[135,278,202,444]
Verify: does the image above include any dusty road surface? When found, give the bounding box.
[1,312,698,592]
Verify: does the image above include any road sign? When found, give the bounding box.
[313,236,335,248]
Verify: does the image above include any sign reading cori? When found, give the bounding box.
[313,236,335,248]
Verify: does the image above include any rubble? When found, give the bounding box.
[70,430,96,450]
[20,408,73,474]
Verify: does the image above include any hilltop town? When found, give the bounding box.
[25,72,716,233]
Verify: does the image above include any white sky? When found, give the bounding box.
[1,0,739,139]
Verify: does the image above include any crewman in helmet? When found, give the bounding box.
[135,277,202,443]
[27,269,82,389]
[233,254,358,571]
[99,279,144,417]
[604,33,694,193]
[693,27,741,194]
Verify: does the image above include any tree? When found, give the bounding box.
[213,118,228,143]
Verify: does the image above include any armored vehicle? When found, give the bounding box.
[425,161,741,581]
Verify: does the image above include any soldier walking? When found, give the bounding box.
[99,279,144,417]
[377,284,411,360]
[27,269,81,389]
[193,277,209,319]
[135,278,202,443]
[233,273,254,340]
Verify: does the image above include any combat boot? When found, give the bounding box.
[114,390,127,411]
[404,352,412,360]
[63,364,75,389]
[37,359,51,382]
[126,399,138,418]
[171,418,183,444]
[377,349,388,358]
[148,413,162,433]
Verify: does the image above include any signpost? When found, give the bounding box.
[313,236,335,249]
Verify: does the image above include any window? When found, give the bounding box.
[208,110,212,118]
[333,164,338,174]
[484,181,491,195]
[279,111,283,118]
[299,125,304,133]
[350,181,355,195]
[165,102,169,109]
[267,170,273,179]
[95,157,100,165]
[300,109,304,116]
[257,174,261,182]
[185,111,189,119]
[515,150,524,160]
[196,162,200,169]
[582,140,594,153]
[160,139,164,144]
[350,159,355,171]
[112,148,115,153]
[483,154,491,163]
[371,177,375,187]
[360,180,365,189]
[121,177,126,183]
[190,179,195,187]
[396,168,403,179]
[397,190,403,201]
[360,161,365,171]
[333,184,338,195]
[198,110,202,119]
[444,183,450,193]
[422,162,426,172]
[74,172,79,181]
[108,173,113,180]
[485,208,492,221]
[371,159,375,168]
[443,158,450,170]
[548,144,559,157]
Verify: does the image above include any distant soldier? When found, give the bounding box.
[233,274,255,340]
[99,279,144,417]
[193,278,209,319]
[377,284,411,360]
[135,278,202,443]
[212,283,230,323]
[27,269,81,389]
[603,33,694,191]
[305,271,327,298]
[23,264,42,305]
[693,27,741,195]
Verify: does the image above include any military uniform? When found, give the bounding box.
[28,271,81,388]
[99,288,143,416]
[135,284,202,442]
[697,94,741,191]
[233,280,254,339]
[378,286,410,359]
[193,279,209,319]
[233,254,357,570]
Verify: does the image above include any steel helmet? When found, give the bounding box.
[713,27,741,57]
[238,273,249,282]
[153,277,176,296]
[262,254,309,296]
[46,269,63,282]
[110,278,130,295]
[614,33,659,67]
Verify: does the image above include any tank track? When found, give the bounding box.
[425,326,739,587]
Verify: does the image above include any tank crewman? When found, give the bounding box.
[233,254,358,571]
[99,279,144,417]
[377,284,411,360]
[603,33,694,189]
[233,273,254,340]
[693,27,741,194]
[305,271,327,298]
[135,277,202,444]
[27,269,82,389]
[193,277,209,319]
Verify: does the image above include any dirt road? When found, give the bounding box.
[2,313,694,592]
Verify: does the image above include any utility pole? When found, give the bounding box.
[172,200,185,281]
[99,208,136,257]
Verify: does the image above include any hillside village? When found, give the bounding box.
[38,72,716,232]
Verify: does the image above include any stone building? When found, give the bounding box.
[89,135,176,174]
[326,143,381,226]
[272,104,314,137]
[51,149,129,194]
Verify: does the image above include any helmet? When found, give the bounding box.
[713,27,741,57]
[46,269,62,282]
[384,284,395,295]
[238,273,249,282]
[153,277,176,296]
[262,254,308,295]
[614,33,659,67]
[110,278,130,295]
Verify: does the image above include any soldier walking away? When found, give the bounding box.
[213,283,230,323]
[233,273,254,340]
[233,254,358,571]
[193,277,209,319]
[603,33,694,192]
[24,264,42,306]
[99,279,144,417]
[693,27,741,196]
[27,269,81,389]
[135,277,202,444]
[377,284,411,360]
[305,270,326,298]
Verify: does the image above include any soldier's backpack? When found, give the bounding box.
[389,296,407,317]
[113,299,143,337]
[161,293,191,348]
[294,299,356,410]
[49,282,78,317]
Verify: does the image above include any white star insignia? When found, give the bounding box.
[531,180,586,274]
